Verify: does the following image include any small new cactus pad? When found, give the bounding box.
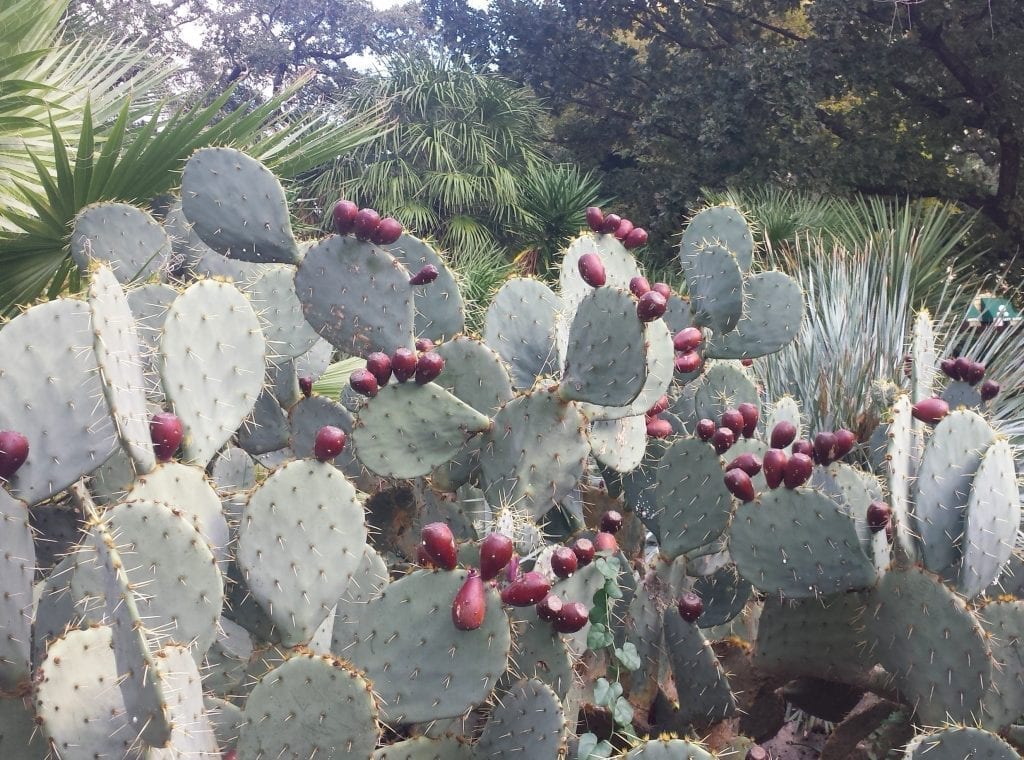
[559,233,642,318]
[0,489,33,690]
[0,298,117,504]
[625,738,716,759]
[704,271,803,359]
[181,147,299,263]
[331,569,512,724]
[479,390,589,518]
[382,233,466,341]
[693,362,758,424]
[87,264,157,473]
[158,279,265,466]
[682,242,743,334]
[352,382,491,479]
[236,653,379,758]
[70,201,171,282]
[296,234,415,357]
[731,488,875,597]
[903,727,1020,760]
[663,608,737,725]
[237,459,366,645]
[484,278,562,390]
[247,264,321,358]
[682,205,755,271]
[654,438,735,557]
[474,679,566,758]
[884,394,918,560]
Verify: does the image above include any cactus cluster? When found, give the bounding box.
[1,146,1022,760]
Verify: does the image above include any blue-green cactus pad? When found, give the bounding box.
[484,278,562,390]
[682,242,743,335]
[704,272,803,360]
[623,738,716,759]
[691,563,752,629]
[373,736,473,759]
[125,281,177,403]
[903,726,1020,760]
[508,609,573,699]
[475,678,566,759]
[589,415,648,473]
[289,395,363,477]
[980,600,1024,731]
[0,490,33,691]
[237,387,290,455]
[682,205,754,272]
[655,438,735,558]
[70,201,170,282]
[663,609,737,725]
[383,233,465,341]
[247,264,321,359]
[0,696,46,759]
[883,394,917,560]
[560,233,642,316]
[693,362,758,424]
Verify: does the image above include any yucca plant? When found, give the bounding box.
[702,186,841,251]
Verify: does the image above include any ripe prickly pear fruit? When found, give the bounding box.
[149,413,183,463]
[952,357,972,383]
[629,276,651,298]
[0,431,29,478]
[353,208,381,240]
[726,452,762,477]
[720,409,745,439]
[652,282,671,300]
[501,571,551,606]
[332,200,358,235]
[646,395,670,416]
[646,417,673,438]
[980,379,1001,401]
[313,426,346,461]
[677,592,703,623]
[737,402,759,438]
[769,421,797,449]
[452,570,486,631]
[912,397,949,424]
[506,553,521,582]
[674,351,702,374]
[867,501,891,533]
[940,357,958,380]
[554,601,589,633]
[762,449,788,489]
[479,533,514,581]
[417,544,434,567]
[813,431,838,465]
[550,546,578,578]
[371,217,403,245]
[349,368,379,398]
[791,439,814,459]
[711,427,735,454]
[696,418,716,441]
[673,327,702,353]
[420,522,457,570]
[614,218,634,240]
[586,206,604,232]
[415,338,435,352]
[600,214,622,234]
[966,361,986,385]
[391,347,418,382]
[636,291,667,322]
[600,510,623,534]
[536,593,563,622]
[594,531,618,553]
[409,264,439,286]
[365,352,392,386]
[724,469,755,502]
[623,227,648,249]
[571,538,595,566]
[299,375,314,398]
[746,746,770,760]
[414,351,444,384]
[783,453,813,489]
[741,358,754,367]
[834,428,856,459]
[577,253,607,287]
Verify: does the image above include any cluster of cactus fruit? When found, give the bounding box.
[1,145,1023,760]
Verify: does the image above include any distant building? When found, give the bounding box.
[964,293,1021,329]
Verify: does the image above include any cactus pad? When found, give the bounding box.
[903,727,1020,760]
[655,438,735,558]
[625,738,716,759]
[475,678,566,758]
[560,233,641,318]
[704,271,803,359]
[484,278,562,390]
[683,242,744,334]
[384,233,465,341]
[247,264,321,358]
[589,415,648,473]
[0,490,33,691]
[70,201,170,282]
[663,608,737,725]
[373,737,473,759]
[693,362,758,424]
[980,600,1024,730]
[682,205,754,271]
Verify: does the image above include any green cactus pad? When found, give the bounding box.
[331,569,512,725]
[623,737,716,759]
[560,287,648,407]
[704,272,804,360]
[0,298,117,504]
[654,438,734,558]
[34,625,143,760]
[203,616,254,699]
[663,609,737,725]
[384,233,466,341]
[914,409,997,578]
[753,592,871,682]
[70,201,171,282]
[559,233,642,318]
[682,242,743,335]
[942,379,982,410]
[589,415,648,473]
[204,695,244,754]
[210,445,256,493]
[88,264,157,473]
[0,490,33,691]
[692,362,758,424]
[353,382,491,479]
[619,438,669,534]
[903,727,1020,760]
[484,278,562,390]
[296,234,415,358]
[731,488,875,597]
[909,310,937,404]
[247,264,321,359]
[289,395,362,475]
[237,387,291,455]
[374,736,473,759]
[862,565,992,725]
[765,396,802,451]
[32,555,79,665]
[980,600,1024,730]
[237,459,366,646]
[147,644,220,758]
[236,652,379,758]
[691,563,752,629]
[0,696,46,759]
[959,439,1020,598]
[125,281,177,403]
[158,279,265,466]
[181,147,299,263]
[332,546,390,631]
[475,678,566,759]
[682,205,754,272]
[164,197,269,282]
[884,394,918,560]
[478,390,589,518]
[508,609,573,699]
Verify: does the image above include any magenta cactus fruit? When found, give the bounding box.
[677,592,703,623]
[673,327,702,353]
[600,213,622,234]
[651,283,671,301]
[0,430,29,478]
[720,408,745,439]
[614,218,634,240]
[952,357,972,383]
[696,418,716,441]
[409,264,440,286]
[500,571,551,606]
[371,217,403,245]
[769,421,797,449]
[571,538,596,566]
[762,448,788,489]
[349,368,379,398]
[536,593,564,622]
[452,571,486,631]
[479,533,514,581]
[867,501,891,533]
[594,532,619,553]
[940,357,958,380]
[980,379,1001,401]
[554,602,589,633]
[420,522,457,571]
[629,276,651,298]
[646,395,670,416]
[746,746,771,760]
[912,397,949,424]
[711,427,735,454]
[414,351,445,384]
[834,428,856,459]
[791,439,814,459]
[299,375,314,398]
[646,417,673,439]
[415,338,435,352]
[600,510,624,534]
[352,208,381,240]
[783,453,814,489]
[149,413,183,463]
[365,352,393,386]
[313,426,347,461]
[724,469,756,502]
[726,452,762,477]
[623,227,648,249]
[966,361,986,385]
[550,546,578,578]
[586,206,604,232]
[577,253,607,287]
[674,351,702,374]
[813,431,838,465]
[332,199,359,234]
[636,291,667,322]
[391,347,418,383]
[737,402,759,438]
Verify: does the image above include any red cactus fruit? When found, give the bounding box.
[349,368,379,398]
[867,501,891,533]
[313,426,346,461]
[652,282,672,299]
[762,448,788,489]
[586,206,604,232]
[391,348,418,383]
[647,395,670,416]
[637,291,667,322]
[578,253,607,287]
[500,571,551,606]
[479,533,514,581]
[415,338,435,352]
[299,375,314,398]
[813,431,838,465]
[550,546,578,578]
[725,452,762,477]
[365,352,393,386]
[966,361,986,386]
[600,214,622,234]
[554,602,589,633]
[737,402,759,439]
[352,208,381,240]
[332,200,358,235]
[769,421,797,449]
[673,327,702,353]
[629,276,651,298]
[677,592,703,623]
[791,439,814,459]
[674,351,702,374]
[600,510,624,534]
[623,227,648,249]
[696,418,716,441]
[912,397,949,424]
[980,379,1001,402]
[834,428,856,459]
[711,427,735,454]
[452,571,486,631]
[409,264,439,286]
[646,417,673,438]
[783,453,813,489]
[720,409,745,439]
[371,217,403,245]
[614,218,634,240]
[536,593,564,622]
[149,413,183,463]
[414,351,445,384]
[420,522,457,570]
[0,430,30,478]
[594,532,618,553]
[571,538,596,566]
[724,469,756,502]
